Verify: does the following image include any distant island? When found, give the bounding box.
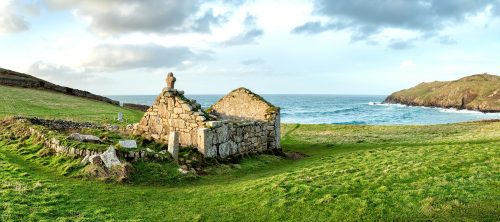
[384,74,500,112]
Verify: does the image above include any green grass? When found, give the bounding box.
[0,85,144,125]
[0,85,499,221]
[1,120,499,221]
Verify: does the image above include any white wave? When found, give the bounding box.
[368,102,406,107]
[437,108,497,115]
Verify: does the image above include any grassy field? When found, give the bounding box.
[0,86,499,221]
[0,121,498,221]
[0,85,144,125]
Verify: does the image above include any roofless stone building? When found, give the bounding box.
[132,72,281,158]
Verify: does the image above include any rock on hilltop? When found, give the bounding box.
[384,74,500,112]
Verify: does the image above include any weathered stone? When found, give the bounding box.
[67,133,100,143]
[219,142,230,158]
[100,146,121,169]
[197,128,216,158]
[118,140,137,149]
[181,103,192,111]
[196,116,206,122]
[168,131,179,161]
[166,72,176,89]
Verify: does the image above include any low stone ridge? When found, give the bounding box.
[68,133,101,143]
[132,72,281,159]
[0,67,119,106]
[384,74,500,112]
[123,103,150,112]
[16,117,102,131]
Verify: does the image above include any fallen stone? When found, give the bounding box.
[68,133,101,143]
[81,155,90,165]
[100,146,121,169]
[118,140,137,149]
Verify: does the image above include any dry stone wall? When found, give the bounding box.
[209,87,281,151]
[197,121,270,158]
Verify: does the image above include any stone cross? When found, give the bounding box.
[166,72,176,89]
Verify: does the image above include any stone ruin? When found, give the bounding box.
[132,72,281,159]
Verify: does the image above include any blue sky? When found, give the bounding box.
[1,0,499,95]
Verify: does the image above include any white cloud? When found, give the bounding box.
[44,0,231,36]
[82,44,213,71]
[0,0,29,34]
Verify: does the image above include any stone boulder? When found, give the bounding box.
[100,146,121,169]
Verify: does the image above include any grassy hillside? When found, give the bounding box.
[0,68,119,105]
[0,85,144,125]
[385,74,500,112]
[1,120,499,221]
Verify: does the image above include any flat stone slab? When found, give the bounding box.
[118,140,137,149]
[68,133,101,143]
[100,146,121,168]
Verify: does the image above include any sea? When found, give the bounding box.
[108,95,500,125]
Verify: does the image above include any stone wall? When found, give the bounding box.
[123,103,149,112]
[209,87,281,150]
[197,121,272,158]
[210,87,275,121]
[4,120,168,161]
[133,88,211,147]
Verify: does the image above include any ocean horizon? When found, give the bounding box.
[108,94,500,125]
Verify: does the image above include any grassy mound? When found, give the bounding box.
[385,74,500,112]
[1,120,499,221]
[0,85,144,125]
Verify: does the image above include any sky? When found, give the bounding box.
[0,0,499,95]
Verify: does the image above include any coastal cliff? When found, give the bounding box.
[384,74,500,112]
[0,67,119,106]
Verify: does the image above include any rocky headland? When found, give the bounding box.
[384,74,500,112]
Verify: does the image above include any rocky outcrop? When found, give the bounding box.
[384,74,500,112]
[0,67,119,106]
